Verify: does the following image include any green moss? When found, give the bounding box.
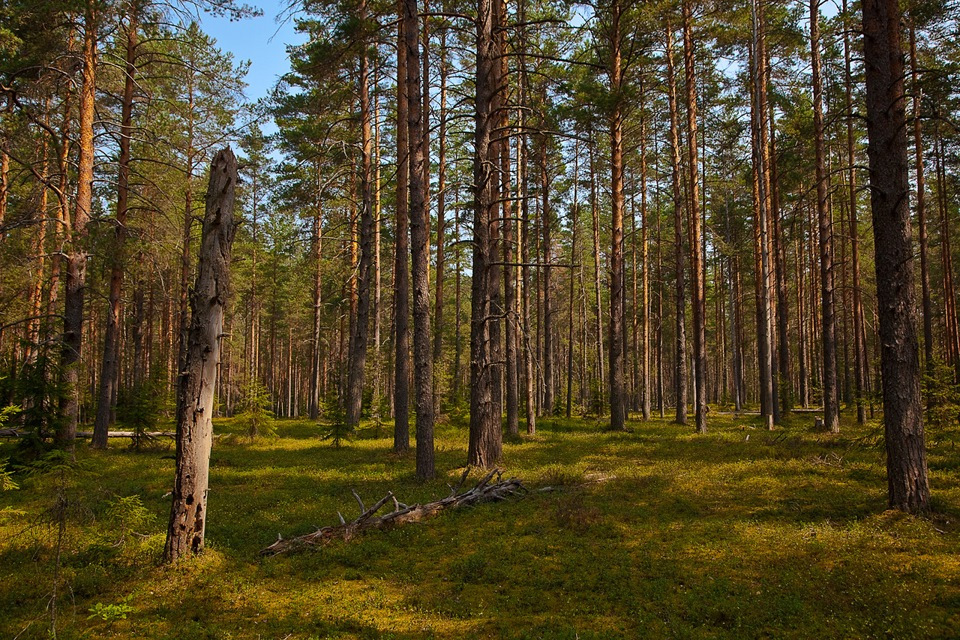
[1,413,959,638]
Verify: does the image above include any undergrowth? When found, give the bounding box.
[1,410,958,639]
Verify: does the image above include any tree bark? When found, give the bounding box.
[908,17,933,416]
[93,6,138,448]
[861,0,930,513]
[683,0,707,434]
[665,23,687,426]
[346,12,376,428]
[394,11,411,452]
[608,0,626,430]
[750,0,774,430]
[57,3,97,449]
[164,148,238,562]
[811,0,839,433]
[403,0,436,480]
[310,162,324,420]
[468,0,503,467]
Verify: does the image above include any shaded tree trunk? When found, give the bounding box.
[665,23,687,425]
[811,0,839,433]
[683,0,707,434]
[394,11,411,452]
[861,0,930,513]
[468,0,503,467]
[909,17,934,416]
[346,15,375,428]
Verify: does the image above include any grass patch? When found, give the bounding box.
[1,412,959,638]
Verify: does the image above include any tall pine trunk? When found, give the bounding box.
[665,23,687,425]
[403,0,436,480]
[346,14,375,428]
[811,0,839,433]
[57,3,97,449]
[683,1,707,434]
[861,0,930,513]
[394,11,412,452]
[93,6,138,448]
[468,0,503,466]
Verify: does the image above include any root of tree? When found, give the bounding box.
[260,467,525,556]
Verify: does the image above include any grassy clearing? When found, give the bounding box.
[2,411,959,639]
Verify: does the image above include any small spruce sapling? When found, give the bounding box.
[236,376,275,439]
[320,394,353,448]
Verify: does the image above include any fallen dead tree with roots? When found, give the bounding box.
[261,468,525,556]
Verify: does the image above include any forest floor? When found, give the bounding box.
[2,409,960,639]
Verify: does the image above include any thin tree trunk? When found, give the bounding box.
[310,163,323,419]
[93,6,138,448]
[433,26,448,408]
[403,0,435,480]
[908,17,934,416]
[750,0,774,430]
[665,23,687,426]
[540,139,555,417]
[590,145,604,411]
[394,11,411,452]
[811,0,839,433]
[346,17,376,428]
[683,0,707,434]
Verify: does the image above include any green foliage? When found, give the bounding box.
[103,495,153,547]
[117,372,170,450]
[2,413,960,639]
[924,358,960,439]
[0,354,65,454]
[0,459,18,491]
[319,395,353,448]
[236,376,276,440]
[87,596,134,622]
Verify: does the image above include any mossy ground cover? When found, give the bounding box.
[2,411,959,639]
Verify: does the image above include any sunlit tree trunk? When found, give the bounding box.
[93,5,139,448]
[57,2,97,449]
[683,0,707,434]
[403,0,435,480]
[165,149,238,562]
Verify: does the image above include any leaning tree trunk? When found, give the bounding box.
[861,0,930,513]
[164,149,238,562]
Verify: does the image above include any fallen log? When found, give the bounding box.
[261,467,526,556]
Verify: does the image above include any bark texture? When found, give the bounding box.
[403,0,435,480]
[861,0,930,513]
[164,148,238,562]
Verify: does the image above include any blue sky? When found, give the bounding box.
[202,0,305,111]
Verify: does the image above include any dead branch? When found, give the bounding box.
[260,468,526,556]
